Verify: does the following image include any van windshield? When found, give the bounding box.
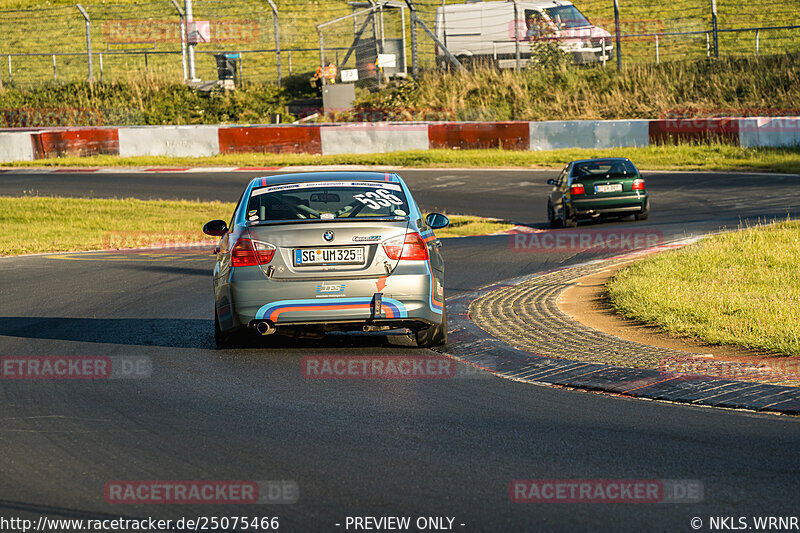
[544,5,591,29]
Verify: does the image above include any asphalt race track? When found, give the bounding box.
[1,169,799,532]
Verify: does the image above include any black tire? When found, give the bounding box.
[215,310,246,349]
[547,202,559,228]
[562,202,578,228]
[635,199,650,221]
[415,305,447,348]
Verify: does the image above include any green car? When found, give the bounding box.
[547,158,649,227]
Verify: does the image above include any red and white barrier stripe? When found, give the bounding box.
[1,118,798,163]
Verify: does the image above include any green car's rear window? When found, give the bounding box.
[246,181,409,222]
[573,160,637,177]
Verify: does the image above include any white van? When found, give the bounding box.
[435,0,613,67]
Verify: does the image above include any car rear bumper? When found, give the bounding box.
[571,194,647,217]
[217,268,444,332]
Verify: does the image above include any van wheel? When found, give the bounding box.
[416,306,447,348]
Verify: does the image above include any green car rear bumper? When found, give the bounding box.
[570,193,648,217]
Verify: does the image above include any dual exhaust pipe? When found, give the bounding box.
[252,320,276,336]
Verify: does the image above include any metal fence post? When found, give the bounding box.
[371,8,382,85]
[513,0,521,71]
[441,0,447,48]
[266,0,281,86]
[755,28,759,56]
[76,4,94,82]
[52,54,57,80]
[404,0,419,79]
[655,35,659,64]
[170,0,188,81]
[711,0,719,59]
[185,0,197,80]
[316,25,326,86]
[613,0,622,69]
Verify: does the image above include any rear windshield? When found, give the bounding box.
[573,160,638,177]
[544,5,591,29]
[246,181,409,222]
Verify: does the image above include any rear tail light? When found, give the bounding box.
[382,232,429,261]
[632,179,645,191]
[230,237,275,267]
[570,183,585,195]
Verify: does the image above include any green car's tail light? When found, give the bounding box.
[632,178,646,191]
[383,233,429,261]
[571,183,585,195]
[231,238,275,267]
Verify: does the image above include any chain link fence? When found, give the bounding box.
[0,0,798,88]
[411,0,800,70]
[0,0,351,87]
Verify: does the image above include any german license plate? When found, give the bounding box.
[595,183,623,193]
[294,247,365,266]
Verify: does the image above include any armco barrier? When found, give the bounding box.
[529,120,650,150]
[319,123,429,155]
[31,128,119,159]
[118,125,219,157]
[0,119,798,163]
[739,117,800,148]
[219,125,322,155]
[0,132,35,161]
[649,118,739,145]
[429,122,529,150]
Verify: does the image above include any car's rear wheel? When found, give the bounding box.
[415,305,447,348]
[562,201,578,228]
[635,199,650,221]
[215,310,246,349]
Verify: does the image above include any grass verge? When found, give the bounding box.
[3,144,800,173]
[606,219,800,356]
[0,196,510,256]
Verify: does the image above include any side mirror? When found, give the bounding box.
[203,219,228,237]
[547,179,556,185]
[425,212,450,230]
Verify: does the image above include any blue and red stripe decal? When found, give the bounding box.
[255,297,408,323]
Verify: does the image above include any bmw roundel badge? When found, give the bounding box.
[323,231,335,242]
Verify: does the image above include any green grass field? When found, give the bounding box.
[4,144,800,174]
[607,219,800,356]
[0,196,510,256]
